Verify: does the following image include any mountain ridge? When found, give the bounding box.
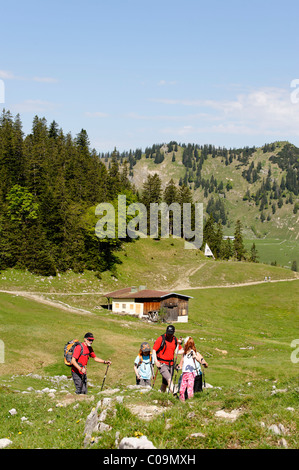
[112,140,299,241]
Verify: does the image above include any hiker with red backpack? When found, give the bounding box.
[152,325,183,393]
[68,332,111,394]
[134,342,155,386]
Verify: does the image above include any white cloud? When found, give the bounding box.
[152,86,299,138]
[0,70,18,80]
[0,70,58,83]
[33,76,58,83]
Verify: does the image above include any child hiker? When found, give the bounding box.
[179,337,208,402]
[134,342,155,386]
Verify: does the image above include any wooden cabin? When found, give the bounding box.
[105,286,192,323]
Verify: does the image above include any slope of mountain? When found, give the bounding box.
[125,141,299,243]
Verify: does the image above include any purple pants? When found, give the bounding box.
[179,372,195,401]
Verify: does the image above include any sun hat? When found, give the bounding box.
[140,342,151,353]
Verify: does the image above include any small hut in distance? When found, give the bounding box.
[105,286,192,323]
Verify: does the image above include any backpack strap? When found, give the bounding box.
[137,352,152,368]
[156,335,178,364]
[156,334,166,355]
[137,353,143,367]
[77,343,90,367]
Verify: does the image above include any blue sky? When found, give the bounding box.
[1,0,299,152]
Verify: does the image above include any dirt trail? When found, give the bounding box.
[1,274,298,314]
[0,290,94,315]
[170,263,207,290]
[173,276,299,291]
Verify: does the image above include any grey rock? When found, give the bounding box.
[118,436,156,449]
[268,424,286,435]
[0,438,12,449]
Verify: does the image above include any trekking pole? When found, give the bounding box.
[201,361,206,388]
[172,365,179,396]
[152,367,158,388]
[101,363,110,391]
[168,337,182,394]
[150,362,155,387]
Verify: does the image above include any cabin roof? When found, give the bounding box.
[105,288,192,300]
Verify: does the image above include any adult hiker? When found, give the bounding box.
[179,336,208,402]
[134,342,155,386]
[71,332,111,395]
[152,325,183,393]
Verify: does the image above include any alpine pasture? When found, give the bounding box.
[0,251,298,449]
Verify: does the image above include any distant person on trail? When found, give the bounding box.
[71,332,111,394]
[179,336,208,402]
[152,325,183,393]
[134,342,155,386]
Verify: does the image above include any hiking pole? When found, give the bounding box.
[152,367,158,388]
[150,363,155,388]
[172,365,179,397]
[168,336,182,394]
[101,363,110,391]
[201,361,206,389]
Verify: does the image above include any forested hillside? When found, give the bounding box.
[1,110,298,276]
[0,111,206,276]
[0,111,135,275]
[121,141,299,241]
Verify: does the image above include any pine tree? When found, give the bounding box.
[0,110,25,203]
[163,179,178,205]
[163,179,179,236]
[107,148,121,199]
[215,221,223,259]
[291,260,298,272]
[234,219,246,260]
[141,173,162,209]
[249,242,259,262]
[178,184,192,204]
[202,214,217,255]
[222,238,233,260]
[23,116,49,198]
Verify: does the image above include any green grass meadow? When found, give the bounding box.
[0,275,298,449]
[244,238,299,269]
